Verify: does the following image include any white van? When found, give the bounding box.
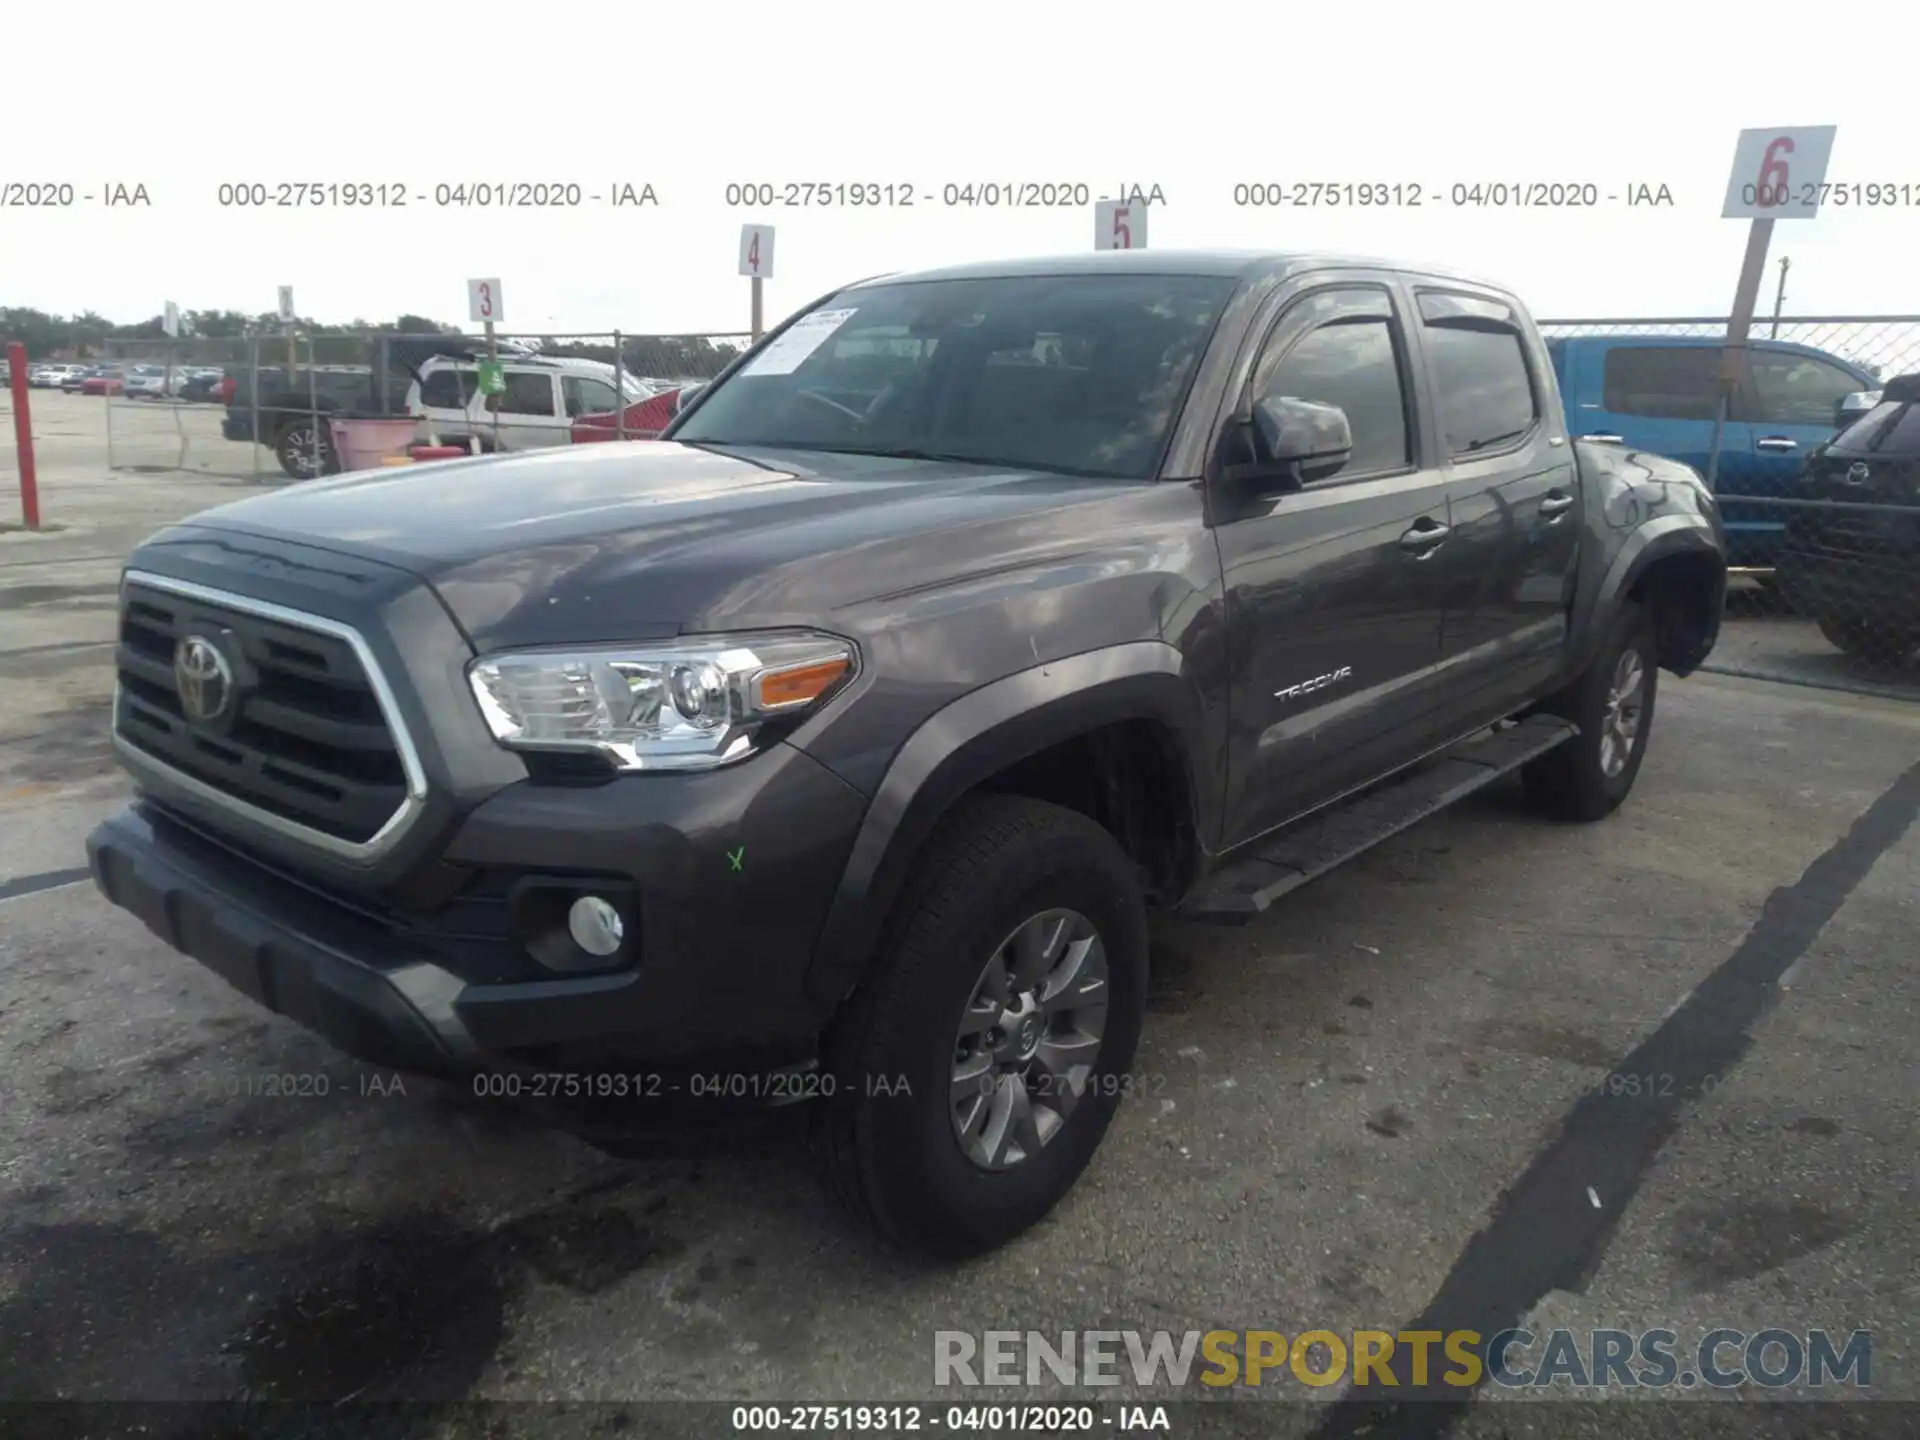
[406,354,653,453]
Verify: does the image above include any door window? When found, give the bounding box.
[1256,318,1411,478]
[419,368,476,408]
[1743,353,1866,427]
[1600,347,1721,420]
[501,371,559,416]
[1422,315,1539,455]
[563,375,622,417]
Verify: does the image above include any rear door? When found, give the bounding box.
[415,364,478,442]
[493,368,567,450]
[1213,280,1455,848]
[1416,290,1582,725]
[1566,341,1746,472]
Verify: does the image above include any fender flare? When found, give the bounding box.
[1573,513,1727,676]
[803,641,1207,1007]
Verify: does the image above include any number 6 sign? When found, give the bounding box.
[467,278,504,324]
[1094,198,1147,251]
[1721,126,1837,220]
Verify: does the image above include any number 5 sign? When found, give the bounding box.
[1721,126,1837,219]
[467,278,504,325]
[1094,199,1147,251]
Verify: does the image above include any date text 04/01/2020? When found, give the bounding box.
[1230,181,1677,208]
[720,182,1165,209]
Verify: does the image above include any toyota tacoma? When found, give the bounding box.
[86,251,1727,1258]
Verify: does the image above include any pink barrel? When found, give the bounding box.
[327,417,421,471]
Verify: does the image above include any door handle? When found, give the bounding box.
[1539,492,1574,517]
[1400,520,1450,554]
[1756,436,1799,452]
[1582,432,1624,444]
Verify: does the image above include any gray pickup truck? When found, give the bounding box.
[88,250,1726,1258]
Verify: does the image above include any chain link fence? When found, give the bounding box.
[1539,317,1920,700]
[99,330,751,481]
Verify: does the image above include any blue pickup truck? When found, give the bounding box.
[1546,335,1880,570]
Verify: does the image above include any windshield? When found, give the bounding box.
[670,272,1237,479]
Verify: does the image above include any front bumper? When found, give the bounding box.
[1776,542,1920,623]
[88,736,871,1082]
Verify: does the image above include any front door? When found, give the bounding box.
[1735,347,1875,567]
[1212,282,1455,849]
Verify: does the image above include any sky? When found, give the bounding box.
[5,0,1917,338]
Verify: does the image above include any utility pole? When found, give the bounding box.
[1770,256,1791,339]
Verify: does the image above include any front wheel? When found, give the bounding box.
[815,794,1148,1260]
[1522,601,1659,822]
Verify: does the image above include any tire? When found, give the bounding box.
[1816,611,1918,664]
[814,794,1148,1260]
[1522,601,1659,823]
[273,418,335,480]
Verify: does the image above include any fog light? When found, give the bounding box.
[567,896,625,957]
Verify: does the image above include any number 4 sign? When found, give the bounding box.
[739,224,776,279]
[1721,126,1837,219]
[1094,199,1147,251]
[467,278,504,325]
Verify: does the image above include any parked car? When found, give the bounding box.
[123,364,185,400]
[178,369,227,403]
[79,366,127,395]
[220,338,540,479]
[569,385,684,442]
[31,363,84,389]
[61,366,102,392]
[1547,335,1878,570]
[85,250,1727,1258]
[409,354,652,455]
[1775,372,1920,664]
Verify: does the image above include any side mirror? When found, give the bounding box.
[1250,395,1352,481]
[674,383,704,414]
[1835,390,1880,427]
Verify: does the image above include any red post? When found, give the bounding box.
[6,342,39,529]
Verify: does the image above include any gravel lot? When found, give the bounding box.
[0,387,1915,1439]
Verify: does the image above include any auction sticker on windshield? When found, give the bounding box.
[743,308,859,376]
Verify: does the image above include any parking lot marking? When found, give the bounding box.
[0,866,92,904]
[1311,756,1920,1437]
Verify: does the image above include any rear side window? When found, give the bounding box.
[1422,318,1539,455]
[1601,346,1721,421]
[420,369,476,408]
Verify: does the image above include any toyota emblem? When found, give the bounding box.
[174,634,234,723]
[1845,462,1871,485]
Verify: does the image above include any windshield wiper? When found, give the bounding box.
[1461,429,1531,453]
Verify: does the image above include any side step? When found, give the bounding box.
[1180,715,1578,924]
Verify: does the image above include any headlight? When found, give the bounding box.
[467,631,856,772]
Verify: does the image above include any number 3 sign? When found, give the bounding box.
[1721,126,1837,220]
[467,278,504,324]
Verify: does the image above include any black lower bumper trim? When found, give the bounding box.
[87,807,470,1077]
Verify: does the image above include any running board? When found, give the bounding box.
[1180,715,1579,924]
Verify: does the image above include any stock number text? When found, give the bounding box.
[1235,181,1425,207]
[1743,181,1920,208]
[217,182,410,208]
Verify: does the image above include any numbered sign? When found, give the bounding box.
[276,286,295,323]
[739,224,776,279]
[162,301,180,338]
[467,278,504,325]
[1722,126,1837,219]
[1095,199,1147,251]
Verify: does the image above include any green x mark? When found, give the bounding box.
[727,846,746,872]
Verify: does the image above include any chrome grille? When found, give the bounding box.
[113,575,422,852]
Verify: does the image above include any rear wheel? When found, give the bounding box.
[1817,611,1920,665]
[815,794,1148,1260]
[273,419,335,480]
[1522,601,1658,822]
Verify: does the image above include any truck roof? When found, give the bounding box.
[845,248,1510,292]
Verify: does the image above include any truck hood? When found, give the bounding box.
[182,441,1141,649]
